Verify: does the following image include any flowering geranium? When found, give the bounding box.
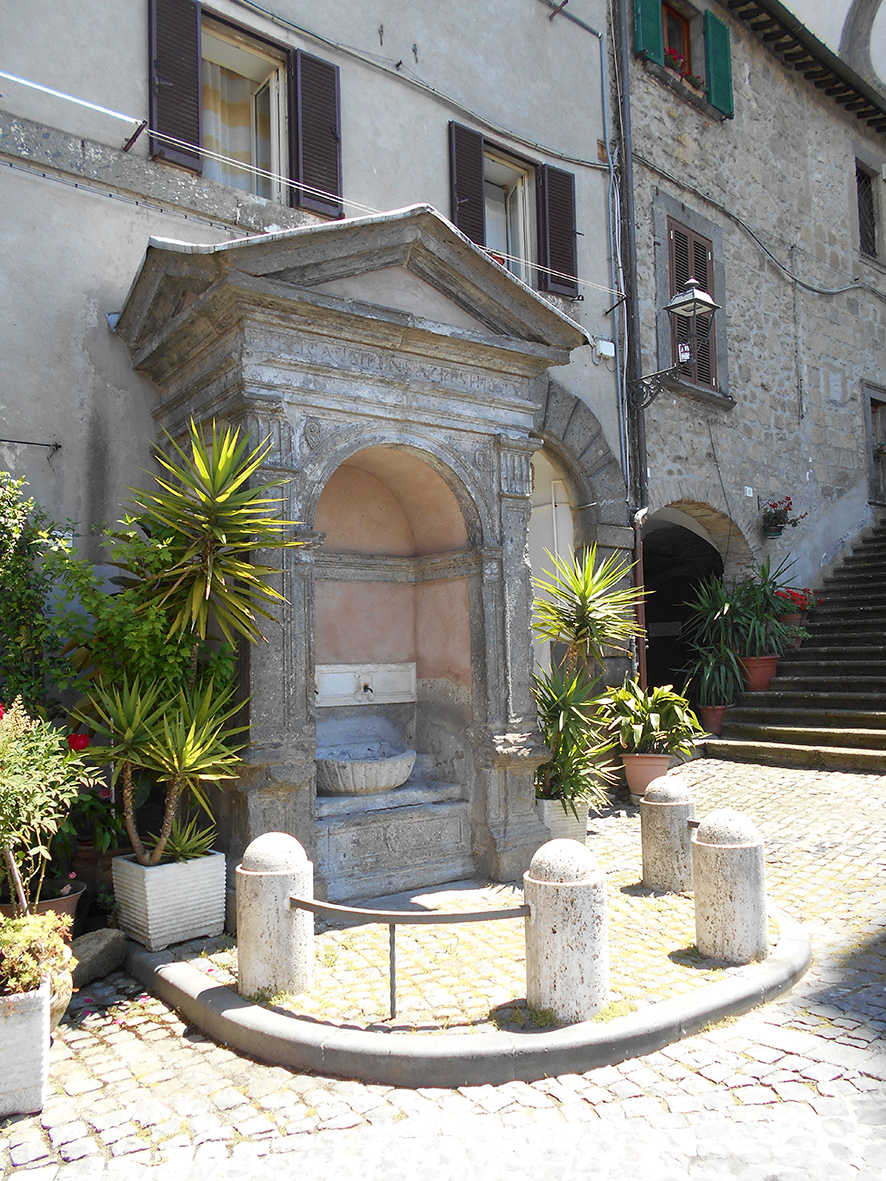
[775,587,821,612]
[762,496,807,528]
[67,732,89,752]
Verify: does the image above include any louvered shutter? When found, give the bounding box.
[668,218,716,388]
[449,123,486,246]
[149,0,202,172]
[291,50,342,217]
[537,165,578,297]
[704,12,734,118]
[634,0,664,66]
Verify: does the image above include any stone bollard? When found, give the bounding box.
[640,775,695,892]
[236,832,314,999]
[693,809,768,964]
[523,839,609,1023]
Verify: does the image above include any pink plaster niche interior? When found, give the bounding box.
[314,447,471,685]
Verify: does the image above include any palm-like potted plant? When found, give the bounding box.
[681,577,744,734]
[728,559,804,691]
[532,664,614,840]
[594,679,703,802]
[57,419,300,950]
[531,545,644,836]
[0,910,72,1117]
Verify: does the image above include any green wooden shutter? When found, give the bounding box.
[704,11,734,119]
[634,0,664,66]
[449,122,486,247]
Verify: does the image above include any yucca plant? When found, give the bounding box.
[532,665,614,817]
[532,545,646,676]
[59,419,299,866]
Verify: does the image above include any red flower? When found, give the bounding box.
[67,732,90,751]
[0,704,5,720]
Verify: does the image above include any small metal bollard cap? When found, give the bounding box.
[696,809,763,847]
[528,838,598,883]
[642,775,692,804]
[240,832,308,873]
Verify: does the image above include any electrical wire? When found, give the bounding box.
[1,70,624,300]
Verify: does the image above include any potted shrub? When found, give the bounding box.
[728,560,806,691]
[594,679,703,803]
[57,420,299,948]
[532,664,614,841]
[681,578,744,734]
[0,697,93,918]
[531,545,644,837]
[760,495,807,539]
[0,910,73,1117]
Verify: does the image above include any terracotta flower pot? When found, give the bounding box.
[621,753,671,804]
[698,705,727,736]
[739,655,779,692]
[0,881,86,931]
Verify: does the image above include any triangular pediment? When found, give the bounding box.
[116,205,587,359]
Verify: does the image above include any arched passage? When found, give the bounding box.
[642,503,751,688]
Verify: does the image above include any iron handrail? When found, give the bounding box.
[290,894,529,1018]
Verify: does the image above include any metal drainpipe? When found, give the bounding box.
[614,0,650,685]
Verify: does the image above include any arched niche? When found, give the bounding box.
[313,445,475,789]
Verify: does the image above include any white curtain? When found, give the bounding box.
[202,61,254,192]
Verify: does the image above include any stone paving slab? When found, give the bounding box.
[2,759,886,1178]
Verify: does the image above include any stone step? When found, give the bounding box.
[743,689,886,710]
[720,722,886,750]
[703,738,886,773]
[775,656,886,676]
[801,627,886,645]
[769,674,886,691]
[726,706,886,729]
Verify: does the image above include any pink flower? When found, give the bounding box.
[68,733,89,751]
[99,786,112,800]
[0,704,5,719]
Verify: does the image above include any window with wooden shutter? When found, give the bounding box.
[537,165,578,297]
[448,123,577,295]
[668,217,716,388]
[292,51,342,217]
[449,123,486,247]
[149,0,202,172]
[634,0,665,66]
[704,11,734,119]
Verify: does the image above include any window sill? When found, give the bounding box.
[663,375,735,409]
[641,59,729,122]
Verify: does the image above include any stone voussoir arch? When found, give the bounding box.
[647,479,757,579]
[536,380,629,543]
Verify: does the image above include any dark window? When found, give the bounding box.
[663,5,691,74]
[148,0,342,215]
[449,122,578,297]
[857,163,878,259]
[668,217,716,388]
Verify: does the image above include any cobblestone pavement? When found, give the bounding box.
[3,759,886,1180]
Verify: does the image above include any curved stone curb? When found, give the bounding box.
[126,905,811,1088]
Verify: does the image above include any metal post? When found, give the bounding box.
[389,924,396,1018]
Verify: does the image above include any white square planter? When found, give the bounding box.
[0,980,50,1117]
[535,799,588,844]
[112,852,227,951]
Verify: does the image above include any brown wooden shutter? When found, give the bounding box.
[537,164,578,297]
[668,217,716,388]
[149,0,202,172]
[291,50,342,217]
[449,122,486,246]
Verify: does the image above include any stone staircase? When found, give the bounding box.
[705,520,886,772]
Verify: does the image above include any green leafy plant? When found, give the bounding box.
[0,473,72,716]
[532,665,614,817]
[0,698,94,912]
[681,579,744,708]
[532,545,646,675]
[594,679,702,757]
[146,814,216,862]
[0,911,72,995]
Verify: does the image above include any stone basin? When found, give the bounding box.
[315,743,417,795]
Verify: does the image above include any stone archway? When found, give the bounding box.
[641,503,753,688]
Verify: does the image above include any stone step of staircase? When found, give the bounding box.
[769,674,886,691]
[743,689,886,710]
[775,656,886,676]
[800,627,886,646]
[726,705,886,729]
[703,737,886,773]
[719,722,886,750]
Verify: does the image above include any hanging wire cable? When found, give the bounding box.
[1,70,623,300]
